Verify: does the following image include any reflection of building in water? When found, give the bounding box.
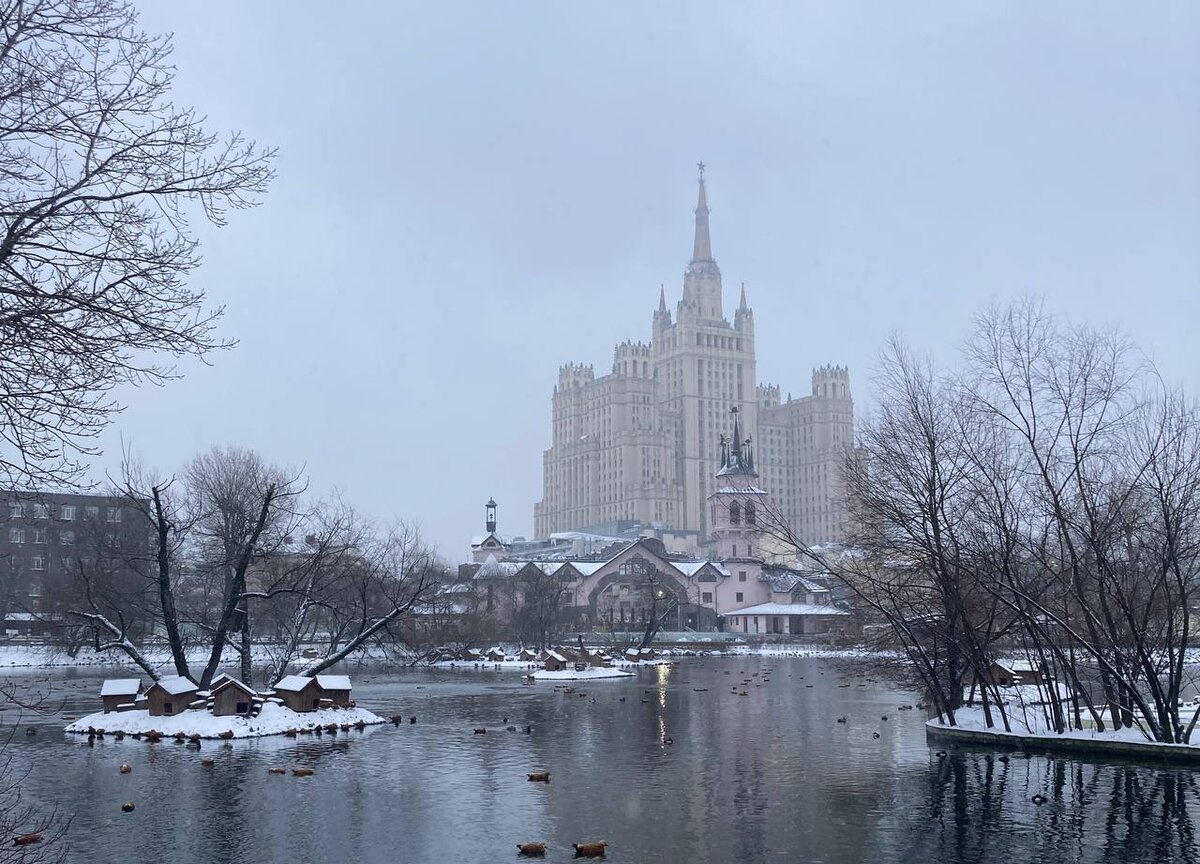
[463,408,858,634]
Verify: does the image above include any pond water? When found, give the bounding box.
[7,656,1200,863]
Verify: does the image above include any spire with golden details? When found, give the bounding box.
[691,161,712,263]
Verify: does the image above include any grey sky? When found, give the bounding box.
[99,1,1199,557]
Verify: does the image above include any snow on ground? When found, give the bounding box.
[729,645,890,660]
[64,702,385,739]
[530,667,635,681]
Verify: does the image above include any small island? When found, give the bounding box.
[65,673,385,740]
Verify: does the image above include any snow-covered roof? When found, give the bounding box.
[485,646,505,655]
[315,674,351,691]
[760,566,828,594]
[670,560,730,577]
[546,650,566,662]
[211,676,255,695]
[100,679,141,697]
[273,674,314,692]
[474,554,520,579]
[151,675,198,695]
[718,602,850,617]
[714,485,768,495]
[566,561,606,576]
[471,531,513,547]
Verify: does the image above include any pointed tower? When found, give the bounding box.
[680,163,723,321]
[653,283,672,334]
[709,407,767,561]
[735,282,753,333]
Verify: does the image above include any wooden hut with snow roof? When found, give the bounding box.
[100,679,143,713]
[517,648,538,662]
[144,676,199,716]
[211,677,259,717]
[314,674,352,707]
[485,646,506,662]
[273,675,322,712]
[543,650,568,672]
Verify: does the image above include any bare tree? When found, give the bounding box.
[0,0,275,488]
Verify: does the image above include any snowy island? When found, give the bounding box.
[65,673,385,740]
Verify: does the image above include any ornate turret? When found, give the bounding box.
[717,406,757,478]
[485,498,497,534]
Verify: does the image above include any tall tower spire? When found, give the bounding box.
[681,162,723,319]
[692,161,712,263]
[658,284,668,314]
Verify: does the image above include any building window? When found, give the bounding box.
[84,506,99,521]
[8,503,21,518]
[32,528,47,544]
[729,501,740,525]
[8,528,23,544]
[106,507,122,523]
[732,544,738,557]
[60,505,75,521]
[61,556,73,571]
[738,571,746,582]
[31,555,44,571]
[60,530,74,546]
[745,502,756,525]
[702,592,713,603]
[736,592,744,603]
[32,504,49,519]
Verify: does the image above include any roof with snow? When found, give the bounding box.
[273,674,315,692]
[546,650,566,662]
[315,674,351,691]
[471,531,512,548]
[474,554,520,579]
[210,676,256,695]
[760,566,829,594]
[719,602,850,617]
[100,679,141,697]
[150,675,198,695]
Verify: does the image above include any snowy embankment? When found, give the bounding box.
[729,645,890,660]
[928,704,1200,762]
[530,667,635,681]
[65,702,385,740]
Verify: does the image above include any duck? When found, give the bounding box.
[120,802,135,813]
[200,758,215,768]
[662,736,674,745]
[517,842,546,856]
[119,763,131,774]
[872,732,881,739]
[527,771,550,782]
[934,751,947,759]
[1031,794,1048,805]
[573,840,607,858]
[525,725,533,734]
[12,832,43,846]
[293,767,315,777]
[474,728,487,735]
[836,717,847,724]
[268,767,286,775]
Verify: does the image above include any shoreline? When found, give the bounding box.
[64,703,387,740]
[926,719,1200,765]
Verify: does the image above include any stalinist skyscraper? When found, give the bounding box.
[534,167,854,549]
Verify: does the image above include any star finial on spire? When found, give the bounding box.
[697,161,706,180]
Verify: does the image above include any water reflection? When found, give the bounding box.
[8,658,1200,863]
[892,750,1200,863]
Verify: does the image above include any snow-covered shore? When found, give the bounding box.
[927,705,1200,763]
[64,702,386,740]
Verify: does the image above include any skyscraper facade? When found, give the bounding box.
[534,169,854,549]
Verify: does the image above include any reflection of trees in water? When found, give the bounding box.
[899,753,1200,863]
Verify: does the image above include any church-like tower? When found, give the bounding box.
[708,407,768,561]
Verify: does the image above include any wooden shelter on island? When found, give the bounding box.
[211,677,259,717]
[543,650,568,672]
[144,676,200,716]
[100,679,143,713]
[272,674,352,712]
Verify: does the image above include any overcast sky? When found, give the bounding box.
[98,1,1200,558]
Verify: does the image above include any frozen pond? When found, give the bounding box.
[8,656,1200,863]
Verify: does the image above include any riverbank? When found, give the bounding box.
[927,706,1200,764]
[530,667,635,681]
[64,702,386,739]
